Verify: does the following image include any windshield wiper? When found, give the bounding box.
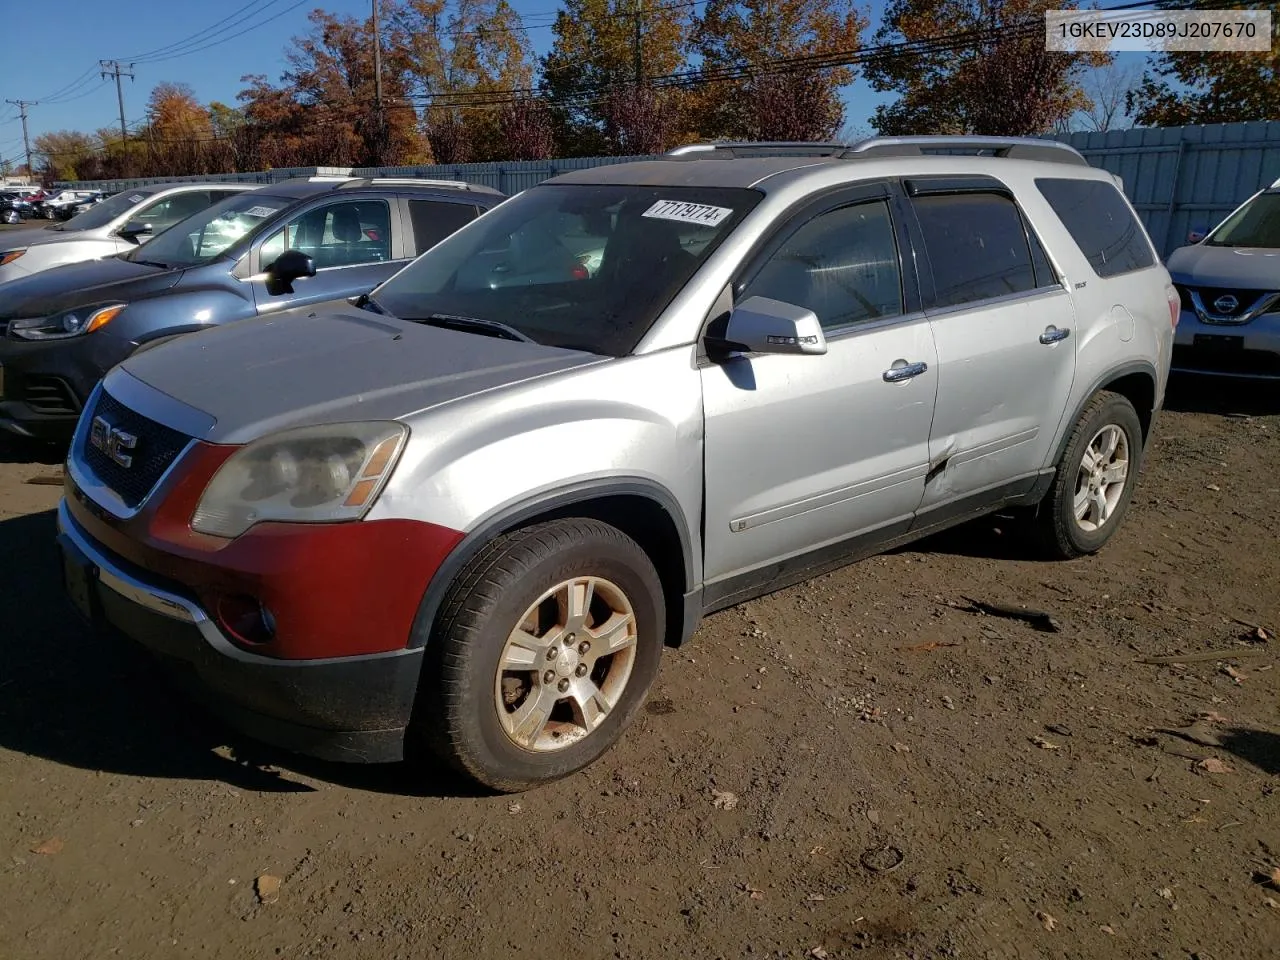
[411,313,534,343]
[130,258,169,269]
[351,293,387,315]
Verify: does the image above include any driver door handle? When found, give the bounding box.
[1039,326,1071,344]
[883,360,929,383]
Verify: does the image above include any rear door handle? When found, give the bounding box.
[1039,326,1070,344]
[883,360,929,382]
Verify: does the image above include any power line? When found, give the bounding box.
[4,100,38,174]
[121,0,286,61]
[129,0,312,65]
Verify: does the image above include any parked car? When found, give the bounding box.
[30,190,98,220]
[0,182,254,285]
[1167,176,1280,379]
[53,137,1176,792]
[59,192,108,220]
[0,192,36,224]
[0,176,503,439]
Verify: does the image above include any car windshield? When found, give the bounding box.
[124,192,292,269]
[1205,190,1280,248]
[55,189,154,232]
[371,183,760,356]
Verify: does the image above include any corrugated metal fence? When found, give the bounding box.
[56,122,1280,258]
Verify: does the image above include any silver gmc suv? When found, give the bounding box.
[55,137,1177,792]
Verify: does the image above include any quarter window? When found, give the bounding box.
[912,193,1039,308]
[1036,177,1155,278]
[741,200,903,330]
[409,199,479,254]
[259,199,392,270]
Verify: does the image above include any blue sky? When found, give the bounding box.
[0,0,1148,163]
[0,0,905,161]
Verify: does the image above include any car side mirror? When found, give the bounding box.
[263,249,316,296]
[707,296,828,357]
[119,220,153,242]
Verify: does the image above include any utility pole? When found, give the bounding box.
[100,60,135,143]
[4,100,36,176]
[633,0,643,84]
[371,0,387,166]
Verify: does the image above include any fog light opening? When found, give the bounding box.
[215,594,277,646]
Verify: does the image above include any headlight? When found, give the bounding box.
[0,249,25,266]
[191,422,408,539]
[9,303,126,340]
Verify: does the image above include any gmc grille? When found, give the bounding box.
[80,389,191,509]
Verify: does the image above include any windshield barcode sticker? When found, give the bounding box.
[642,200,733,227]
[242,205,280,218]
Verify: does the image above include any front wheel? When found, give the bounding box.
[414,518,666,792]
[2,209,18,224]
[1034,390,1143,559]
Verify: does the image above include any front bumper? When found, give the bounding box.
[1172,306,1280,379]
[55,499,424,763]
[0,330,137,440]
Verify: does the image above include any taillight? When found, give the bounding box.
[570,263,589,281]
[1165,284,1180,329]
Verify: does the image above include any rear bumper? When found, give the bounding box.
[56,499,423,762]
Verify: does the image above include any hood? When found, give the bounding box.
[0,256,181,318]
[114,304,603,445]
[1166,243,1280,288]
[0,224,66,250]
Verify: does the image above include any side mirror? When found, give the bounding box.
[119,220,153,242]
[263,249,316,296]
[708,296,827,357]
[1187,227,1207,244]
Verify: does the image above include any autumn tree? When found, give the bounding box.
[497,96,555,159]
[1128,3,1279,126]
[542,0,693,154]
[388,0,535,161]
[867,0,1104,136]
[33,131,98,181]
[690,0,865,142]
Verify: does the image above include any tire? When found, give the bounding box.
[1035,390,1143,559]
[2,209,17,224]
[414,518,666,792]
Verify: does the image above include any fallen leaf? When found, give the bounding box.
[806,893,827,902]
[1265,896,1279,910]
[30,837,63,856]
[1031,736,1061,751]
[255,874,281,904]
[1206,483,1220,491]
[1222,665,1246,684]
[1157,887,1175,901]
[809,947,829,959]
[891,742,911,754]
[1036,910,1057,931]
[1101,925,1116,936]
[940,695,956,710]
[507,802,522,815]
[711,789,739,811]
[740,883,764,900]
[809,845,827,857]
[1268,866,1280,890]
[1193,757,1235,775]
[1252,625,1271,642]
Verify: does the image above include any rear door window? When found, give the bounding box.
[911,193,1038,308]
[408,199,480,254]
[1035,178,1155,278]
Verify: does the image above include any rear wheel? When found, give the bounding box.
[2,209,18,224]
[414,518,665,792]
[1035,391,1143,559]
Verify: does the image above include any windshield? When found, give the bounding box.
[1206,190,1280,248]
[56,189,154,232]
[371,183,760,356]
[124,192,292,269]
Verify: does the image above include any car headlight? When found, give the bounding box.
[191,422,409,539]
[0,249,26,266]
[9,303,126,341]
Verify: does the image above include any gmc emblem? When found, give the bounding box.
[89,416,138,468]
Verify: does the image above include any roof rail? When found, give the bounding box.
[336,176,493,192]
[666,141,850,159]
[842,136,1088,166]
[664,136,1088,166]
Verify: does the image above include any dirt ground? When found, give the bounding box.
[1,378,1277,960]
